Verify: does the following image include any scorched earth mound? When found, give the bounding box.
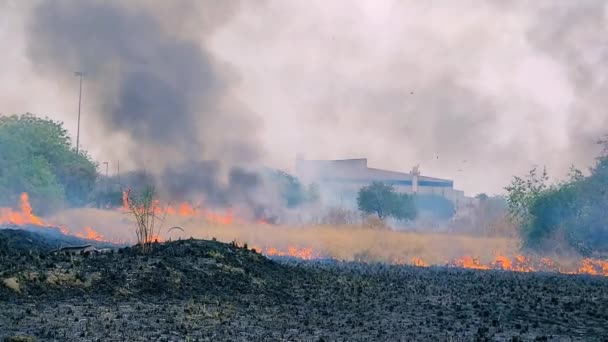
[1,238,607,341]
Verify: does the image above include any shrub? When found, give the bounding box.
[123,186,165,253]
[506,140,608,255]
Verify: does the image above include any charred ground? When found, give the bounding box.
[0,226,119,257]
[1,236,607,342]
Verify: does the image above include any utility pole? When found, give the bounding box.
[74,71,84,154]
[103,161,109,193]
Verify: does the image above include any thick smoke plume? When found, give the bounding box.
[4,1,607,196]
[211,0,608,194]
[25,0,262,201]
[525,1,608,167]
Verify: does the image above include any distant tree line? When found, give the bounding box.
[506,139,608,255]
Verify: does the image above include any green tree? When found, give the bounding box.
[0,113,98,213]
[357,182,417,220]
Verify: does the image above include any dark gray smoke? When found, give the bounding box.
[20,0,608,199]
[25,0,263,201]
[160,161,261,206]
[525,1,608,166]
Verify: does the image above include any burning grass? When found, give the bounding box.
[0,193,99,240]
[42,208,608,276]
[2,192,606,276]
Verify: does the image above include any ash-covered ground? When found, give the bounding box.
[1,232,607,342]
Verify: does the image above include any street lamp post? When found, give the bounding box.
[103,161,109,193]
[74,71,84,154]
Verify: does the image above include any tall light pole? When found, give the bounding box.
[103,161,109,193]
[74,71,84,154]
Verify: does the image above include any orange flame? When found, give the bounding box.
[0,193,46,226]
[251,245,317,260]
[245,243,607,277]
[75,226,104,242]
[411,257,428,267]
[448,254,607,276]
[120,191,249,225]
[453,256,491,270]
[1,192,103,241]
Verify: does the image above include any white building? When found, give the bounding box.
[295,157,467,209]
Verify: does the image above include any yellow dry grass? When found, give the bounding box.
[47,208,520,264]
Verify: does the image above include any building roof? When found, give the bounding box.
[296,158,453,185]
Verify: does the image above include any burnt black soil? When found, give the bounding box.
[1,238,607,341]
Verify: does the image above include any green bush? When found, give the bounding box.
[0,113,98,213]
[506,141,608,255]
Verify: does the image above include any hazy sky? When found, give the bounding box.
[1,0,607,196]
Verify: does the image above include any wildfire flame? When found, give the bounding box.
[0,192,102,241]
[379,253,607,276]
[411,257,429,267]
[249,245,317,260]
[453,256,491,270]
[0,193,45,226]
[2,192,607,277]
[248,244,607,277]
[121,191,244,225]
[75,226,104,242]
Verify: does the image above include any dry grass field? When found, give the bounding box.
[48,208,519,265]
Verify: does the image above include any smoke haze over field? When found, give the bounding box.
[25,0,260,169]
[1,0,607,195]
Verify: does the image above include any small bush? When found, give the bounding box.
[123,186,165,253]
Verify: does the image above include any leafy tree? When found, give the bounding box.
[0,113,98,213]
[357,182,417,220]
